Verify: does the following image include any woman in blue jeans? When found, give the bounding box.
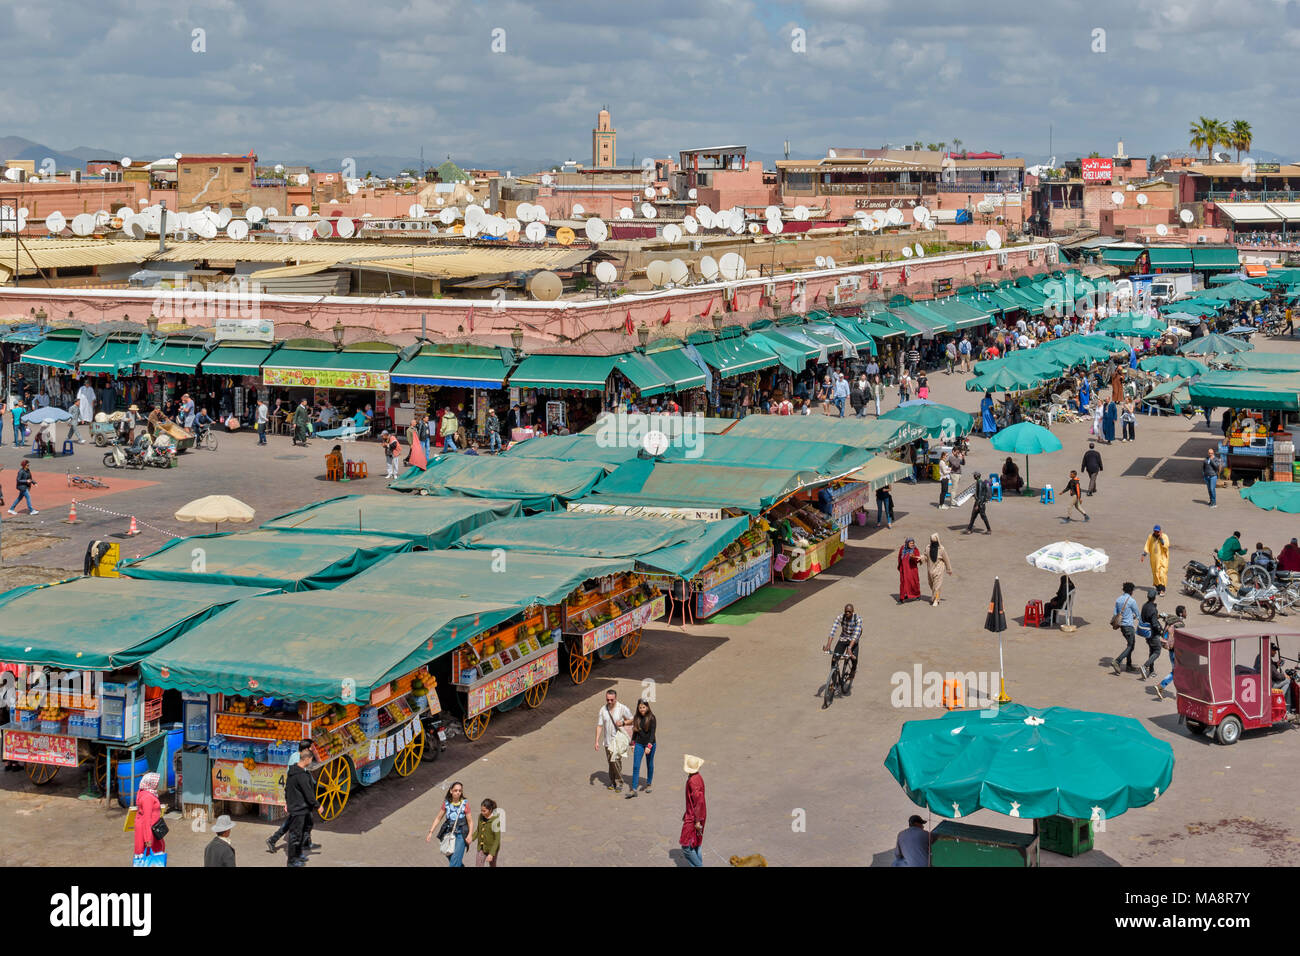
[626,699,656,798]
[875,484,894,529]
[427,781,471,867]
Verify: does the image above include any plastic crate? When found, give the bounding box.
[267,741,298,763]
[1275,471,1293,482]
[40,720,65,735]
[358,762,383,785]
[1039,815,1094,857]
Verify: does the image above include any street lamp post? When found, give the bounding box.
[333,319,345,350]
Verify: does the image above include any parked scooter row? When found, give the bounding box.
[102,438,173,470]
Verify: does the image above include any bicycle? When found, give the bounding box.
[67,471,109,489]
[195,424,218,451]
[822,645,856,709]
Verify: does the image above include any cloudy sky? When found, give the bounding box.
[2,0,1297,169]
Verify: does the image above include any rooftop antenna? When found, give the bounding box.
[158,200,167,254]
[784,140,790,160]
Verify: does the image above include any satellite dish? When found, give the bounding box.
[663,224,682,242]
[641,203,657,219]
[688,188,698,200]
[265,207,279,218]
[646,261,670,286]
[976,200,993,214]
[730,217,745,235]
[619,207,634,220]
[1111,191,1125,205]
[683,215,699,234]
[864,219,878,232]
[659,187,670,197]
[1136,194,1148,206]
[1179,209,1194,224]
[487,215,508,235]
[1156,223,1169,236]
[127,221,147,240]
[643,186,655,200]
[985,229,1002,250]
[246,205,264,223]
[45,212,66,233]
[227,220,249,240]
[595,261,617,284]
[506,217,521,233]
[315,220,333,238]
[217,208,233,227]
[815,256,827,268]
[669,258,689,284]
[924,219,935,231]
[764,205,780,220]
[517,203,535,221]
[766,218,783,234]
[71,213,95,236]
[555,226,575,245]
[296,173,309,186]
[825,256,836,269]
[463,222,481,239]
[793,204,810,221]
[699,256,720,280]
[529,271,563,300]
[465,204,484,225]
[642,430,670,456]
[274,164,284,173]
[294,224,315,241]
[902,247,913,258]
[196,218,218,239]
[120,157,132,167]
[346,182,359,195]
[525,221,546,242]
[174,152,183,160]
[409,203,425,219]
[718,252,745,280]
[439,207,456,225]
[748,223,761,235]
[710,210,727,230]
[584,217,608,242]
[571,203,584,217]
[912,206,930,222]
[695,204,713,219]
[542,174,554,186]
[294,204,309,217]
[506,229,520,242]
[887,208,904,226]
[913,243,924,257]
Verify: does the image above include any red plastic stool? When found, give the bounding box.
[1023,600,1044,627]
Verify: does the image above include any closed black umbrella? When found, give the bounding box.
[986,577,1011,703]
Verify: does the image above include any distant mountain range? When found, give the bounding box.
[0,136,125,172]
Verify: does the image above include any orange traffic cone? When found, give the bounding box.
[63,500,80,524]
[125,515,140,536]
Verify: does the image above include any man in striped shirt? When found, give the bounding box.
[823,604,862,690]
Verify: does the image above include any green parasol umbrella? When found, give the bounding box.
[1138,355,1206,378]
[880,401,975,440]
[883,703,1175,820]
[1240,481,1300,514]
[965,365,1045,393]
[1178,332,1253,356]
[1096,313,1168,338]
[990,421,1061,492]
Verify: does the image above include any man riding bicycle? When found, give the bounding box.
[823,604,862,693]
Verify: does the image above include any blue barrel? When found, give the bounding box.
[164,724,184,788]
[117,756,150,807]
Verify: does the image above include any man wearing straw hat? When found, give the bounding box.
[680,754,707,867]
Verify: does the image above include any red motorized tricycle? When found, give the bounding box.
[1173,628,1300,745]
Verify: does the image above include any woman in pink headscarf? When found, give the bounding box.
[133,772,166,859]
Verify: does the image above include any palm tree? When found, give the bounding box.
[1211,119,1231,161]
[1230,120,1253,161]
[1189,117,1219,162]
[952,137,963,156]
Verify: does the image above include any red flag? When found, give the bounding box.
[467,304,474,333]
[899,269,907,285]
[699,297,715,318]
[409,437,428,471]
[624,310,634,335]
[987,258,994,270]
[660,309,671,326]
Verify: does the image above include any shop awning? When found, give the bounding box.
[118,530,417,592]
[389,348,512,389]
[138,342,210,374]
[18,335,80,369]
[724,413,924,451]
[1100,247,1145,266]
[802,328,845,355]
[584,459,820,515]
[855,318,906,340]
[643,347,708,391]
[390,456,608,511]
[1214,202,1281,223]
[1147,246,1194,270]
[79,339,152,375]
[657,435,877,476]
[0,578,271,670]
[1187,371,1300,411]
[262,494,521,549]
[199,345,277,376]
[501,434,645,471]
[853,455,914,491]
[925,298,992,329]
[750,330,811,372]
[691,336,782,377]
[889,305,950,336]
[261,348,398,390]
[455,512,751,580]
[506,353,617,391]
[825,318,877,353]
[1191,247,1241,270]
[610,351,673,396]
[578,412,735,437]
[138,591,522,704]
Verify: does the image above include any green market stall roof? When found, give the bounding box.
[578,412,735,437]
[78,335,161,374]
[1191,247,1241,270]
[690,335,782,377]
[455,512,751,580]
[1187,370,1300,411]
[0,578,271,670]
[17,332,82,369]
[340,551,632,606]
[880,401,975,439]
[390,346,513,389]
[656,434,877,476]
[138,591,521,704]
[1221,351,1300,373]
[138,340,211,374]
[641,347,709,391]
[117,529,416,592]
[506,353,616,390]
[580,458,824,514]
[261,494,520,549]
[722,413,924,451]
[199,344,278,375]
[1146,246,1194,270]
[390,456,607,511]
[1240,481,1300,514]
[500,434,646,471]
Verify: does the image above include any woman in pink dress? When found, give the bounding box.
[133,772,166,863]
[897,538,922,603]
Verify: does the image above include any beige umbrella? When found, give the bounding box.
[174,495,256,532]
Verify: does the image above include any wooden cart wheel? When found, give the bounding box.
[26,763,58,786]
[568,645,593,684]
[393,733,424,777]
[463,711,491,741]
[314,757,352,821]
[80,746,108,793]
[523,679,550,709]
[621,628,642,658]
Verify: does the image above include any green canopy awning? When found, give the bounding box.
[1188,371,1300,410]
[854,318,906,340]
[723,413,924,451]
[880,401,975,439]
[657,434,877,475]
[390,456,607,510]
[138,592,521,703]
[118,529,416,591]
[1147,246,1194,269]
[691,337,781,377]
[1222,352,1300,373]
[261,348,398,389]
[261,494,520,548]
[501,434,645,470]
[18,335,81,369]
[456,512,751,580]
[138,342,210,374]
[1191,247,1241,270]
[1204,279,1269,302]
[750,331,811,372]
[1100,247,1145,266]
[199,345,277,376]
[390,348,511,389]
[79,339,151,374]
[610,351,673,396]
[0,578,270,670]
[826,317,877,352]
[578,412,734,437]
[586,459,812,514]
[643,347,708,391]
[926,298,992,329]
[889,305,950,335]
[506,353,616,390]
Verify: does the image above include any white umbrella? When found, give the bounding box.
[1025,541,1109,630]
[174,495,256,532]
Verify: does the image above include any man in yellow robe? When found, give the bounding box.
[1141,525,1170,596]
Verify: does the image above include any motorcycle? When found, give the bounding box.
[418,713,455,764]
[1200,563,1279,621]
[102,443,147,470]
[1180,559,1216,599]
